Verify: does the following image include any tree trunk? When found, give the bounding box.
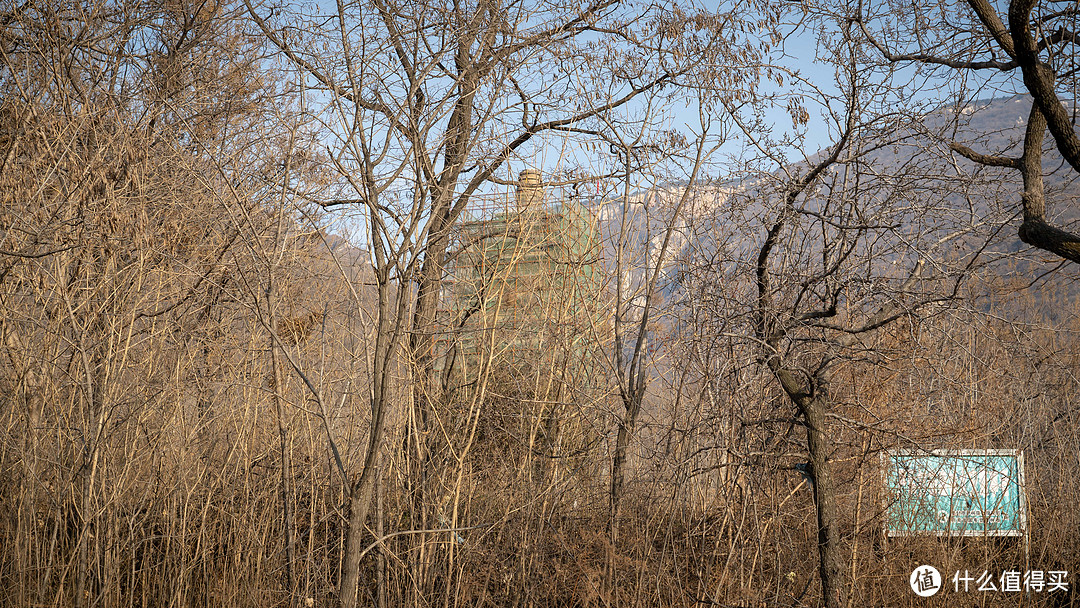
[270,339,296,599]
[340,277,395,608]
[800,394,848,608]
[609,390,643,538]
[339,473,378,608]
[769,365,847,608]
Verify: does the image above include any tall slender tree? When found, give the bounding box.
[245,0,772,604]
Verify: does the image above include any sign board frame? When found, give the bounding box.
[883,449,1027,538]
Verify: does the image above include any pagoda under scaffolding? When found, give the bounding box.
[435,170,605,392]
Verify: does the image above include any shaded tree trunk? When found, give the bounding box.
[769,364,848,608]
[800,391,847,608]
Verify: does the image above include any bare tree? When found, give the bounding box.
[833,0,1080,264]
[588,101,727,539]
[243,0,769,605]
[0,0,304,605]
[672,20,1010,605]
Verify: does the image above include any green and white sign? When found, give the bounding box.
[884,450,1027,537]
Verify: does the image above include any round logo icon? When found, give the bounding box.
[910,565,942,597]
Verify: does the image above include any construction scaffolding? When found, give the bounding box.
[435,170,606,392]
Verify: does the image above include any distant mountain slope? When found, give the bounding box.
[591,94,1080,285]
[581,94,1080,383]
[917,94,1080,230]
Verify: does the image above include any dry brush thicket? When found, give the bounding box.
[2,1,1080,608]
